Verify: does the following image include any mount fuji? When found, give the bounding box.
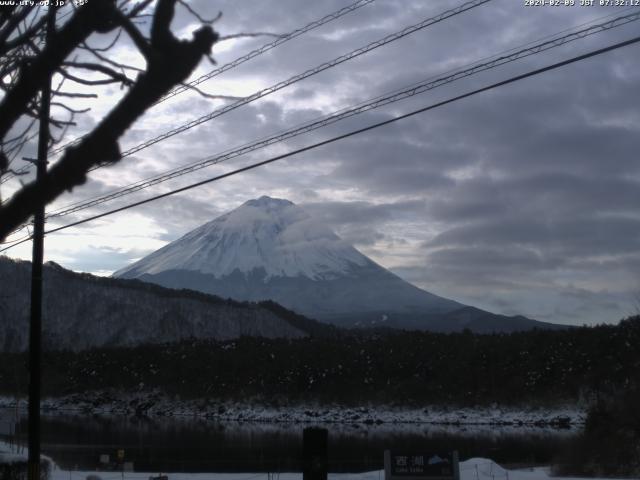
[114,196,560,332]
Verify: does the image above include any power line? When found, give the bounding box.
[42,0,495,216]
[157,0,377,104]
[91,0,493,165]
[47,0,377,157]
[3,33,638,253]
[7,0,488,185]
[0,165,30,185]
[0,0,489,231]
[4,7,637,237]
[0,225,31,246]
[44,9,640,220]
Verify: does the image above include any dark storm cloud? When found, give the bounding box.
[136,195,223,241]
[170,2,640,266]
[426,215,640,274]
[303,198,427,225]
[426,246,565,272]
[190,0,396,34]
[301,198,428,245]
[426,174,640,223]
[155,0,640,204]
[329,148,457,194]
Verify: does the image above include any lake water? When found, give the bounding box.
[0,409,579,473]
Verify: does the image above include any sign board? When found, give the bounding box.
[99,454,110,464]
[384,451,459,480]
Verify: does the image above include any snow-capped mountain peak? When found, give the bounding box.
[115,196,370,281]
[243,195,294,209]
[114,196,554,332]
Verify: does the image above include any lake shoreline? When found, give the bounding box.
[0,393,585,429]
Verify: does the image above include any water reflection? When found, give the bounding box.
[1,410,578,473]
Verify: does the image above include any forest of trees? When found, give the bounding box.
[1,316,639,475]
[0,315,638,407]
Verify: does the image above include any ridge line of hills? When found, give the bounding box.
[0,254,566,353]
[0,257,334,352]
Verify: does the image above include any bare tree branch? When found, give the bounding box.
[2,117,37,147]
[1,15,47,55]
[50,102,91,115]
[81,45,144,73]
[0,5,19,26]
[0,1,121,143]
[81,28,123,53]
[178,1,221,25]
[0,0,219,240]
[6,131,39,166]
[127,0,154,19]
[49,112,76,146]
[113,10,153,60]
[5,167,30,178]
[57,67,132,87]
[63,60,134,85]
[52,91,98,98]
[0,5,35,53]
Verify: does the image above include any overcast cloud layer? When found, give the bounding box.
[4,0,640,326]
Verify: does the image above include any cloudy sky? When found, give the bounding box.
[3,0,640,326]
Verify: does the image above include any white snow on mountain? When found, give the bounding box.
[115,196,371,281]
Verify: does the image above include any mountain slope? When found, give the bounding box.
[0,257,320,352]
[116,196,561,332]
[117,197,372,281]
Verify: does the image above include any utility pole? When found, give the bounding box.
[28,6,55,480]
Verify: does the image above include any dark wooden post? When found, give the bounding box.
[28,6,55,480]
[303,427,328,480]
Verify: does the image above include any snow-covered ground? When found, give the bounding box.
[0,440,617,480]
[0,395,586,428]
[42,459,623,480]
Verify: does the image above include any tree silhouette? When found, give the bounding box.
[0,0,219,241]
